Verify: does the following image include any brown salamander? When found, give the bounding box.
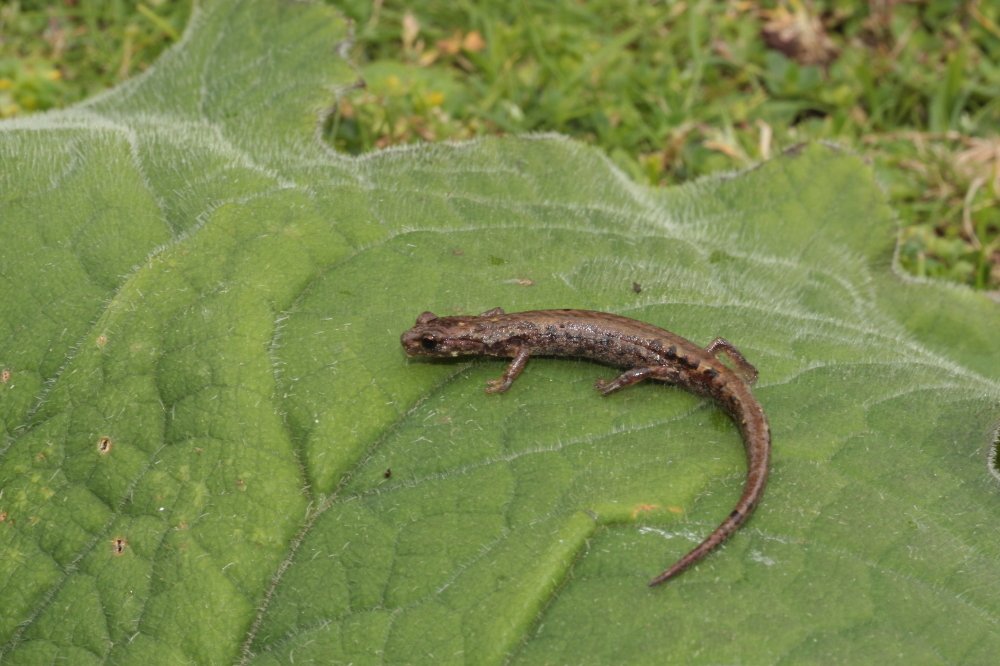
[400,308,770,586]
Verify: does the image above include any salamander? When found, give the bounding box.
[400,307,770,586]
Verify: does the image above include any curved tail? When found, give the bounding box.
[649,388,771,586]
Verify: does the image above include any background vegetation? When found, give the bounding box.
[3,0,997,291]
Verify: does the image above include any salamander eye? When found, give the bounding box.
[420,336,439,350]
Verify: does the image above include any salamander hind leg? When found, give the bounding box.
[705,338,758,386]
[594,367,654,395]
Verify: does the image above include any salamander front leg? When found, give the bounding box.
[486,348,530,393]
[705,338,758,386]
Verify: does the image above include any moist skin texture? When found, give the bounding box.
[400,307,770,586]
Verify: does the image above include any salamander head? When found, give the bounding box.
[400,311,491,358]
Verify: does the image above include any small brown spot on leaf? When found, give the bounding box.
[1,368,11,383]
[96,335,108,348]
[0,511,7,522]
[98,437,112,454]
[112,537,127,555]
[631,503,661,518]
[632,282,642,293]
[383,468,392,479]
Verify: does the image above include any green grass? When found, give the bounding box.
[0,0,190,114]
[3,0,998,290]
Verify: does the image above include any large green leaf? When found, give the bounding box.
[2,1,999,664]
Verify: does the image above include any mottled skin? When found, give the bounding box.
[400,308,770,586]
